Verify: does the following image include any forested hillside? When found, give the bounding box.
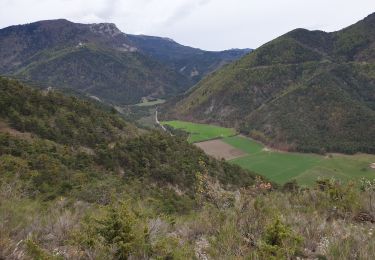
[0,79,374,259]
[0,20,192,104]
[127,34,251,83]
[0,19,250,104]
[0,77,266,258]
[165,13,375,154]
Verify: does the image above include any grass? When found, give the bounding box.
[159,121,375,185]
[161,120,236,143]
[295,154,375,186]
[136,99,165,107]
[223,136,375,186]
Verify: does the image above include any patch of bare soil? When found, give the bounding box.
[0,121,33,140]
[194,139,247,160]
[370,163,375,170]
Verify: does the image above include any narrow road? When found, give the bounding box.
[155,107,167,132]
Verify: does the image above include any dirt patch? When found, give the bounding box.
[370,163,375,170]
[0,121,33,140]
[195,139,247,160]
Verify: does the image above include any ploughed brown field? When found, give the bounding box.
[194,139,246,160]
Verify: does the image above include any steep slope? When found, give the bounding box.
[166,13,375,154]
[128,34,251,82]
[0,19,250,104]
[15,45,190,104]
[0,19,132,71]
[0,19,191,104]
[0,76,261,258]
[0,76,257,197]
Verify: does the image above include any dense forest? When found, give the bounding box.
[165,13,375,154]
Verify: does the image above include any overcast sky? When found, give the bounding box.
[0,0,374,51]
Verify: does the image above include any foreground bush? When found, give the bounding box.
[1,178,374,259]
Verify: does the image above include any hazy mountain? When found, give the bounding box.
[0,19,250,104]
[127,34,251,82]
[164,13,375,154]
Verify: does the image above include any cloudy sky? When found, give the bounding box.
[0,0,374,50]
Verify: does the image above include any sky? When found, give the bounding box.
[0,0,374,51]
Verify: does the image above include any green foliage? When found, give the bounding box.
[0,78,257,202]
[16,46,191,105]
[168,14,375,154]
[25,238,63,260]
[151,236,194,259]
[0,77,137,147]
[127,34,251,83]
[104,131,256,191]
[4,75,373,258]
[0,19,195,105]
[0,19,250,105]
[224,135,375,185]
[2,170,375,258]
[259,217,303,259]
[96,202,149,259]
[316,178,360,213]
[161,120,236,143]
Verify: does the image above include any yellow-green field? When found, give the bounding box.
[163,120,375,185]
[224,136,375,186]
[161,120,236,143]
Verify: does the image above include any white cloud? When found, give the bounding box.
[0,0,374,50]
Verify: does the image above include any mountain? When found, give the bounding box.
[127,34,251,82]
[164,13,375,154]
[0,19,191,104]
[0,19,250,104]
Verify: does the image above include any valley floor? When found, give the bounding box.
[224,136,375,186]
[162,120,375,186]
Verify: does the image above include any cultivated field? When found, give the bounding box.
[161,120,375,185]
[224,136,375,186]
[194,139,246,160]
[161,120,236,143]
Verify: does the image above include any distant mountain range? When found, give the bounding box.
[0,19,251,104]
[165,13,375,154]
[127,34,251,83]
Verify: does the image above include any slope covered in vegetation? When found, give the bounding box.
[0,76,257,194]
[128,34,251,83]
[0,19,250,104]
[0,77,270,259]
[0,19,192,105]
[0,78,374,259]
[165,13,375,154]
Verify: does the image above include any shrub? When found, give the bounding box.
[97,203,137,258]
[259,216,303,259]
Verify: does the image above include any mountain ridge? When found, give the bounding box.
[0,19,251,104]
[164,12,375,154]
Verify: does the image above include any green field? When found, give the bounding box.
[159,121,375,185]
[223,136,375,186]
[161,120,236,143]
